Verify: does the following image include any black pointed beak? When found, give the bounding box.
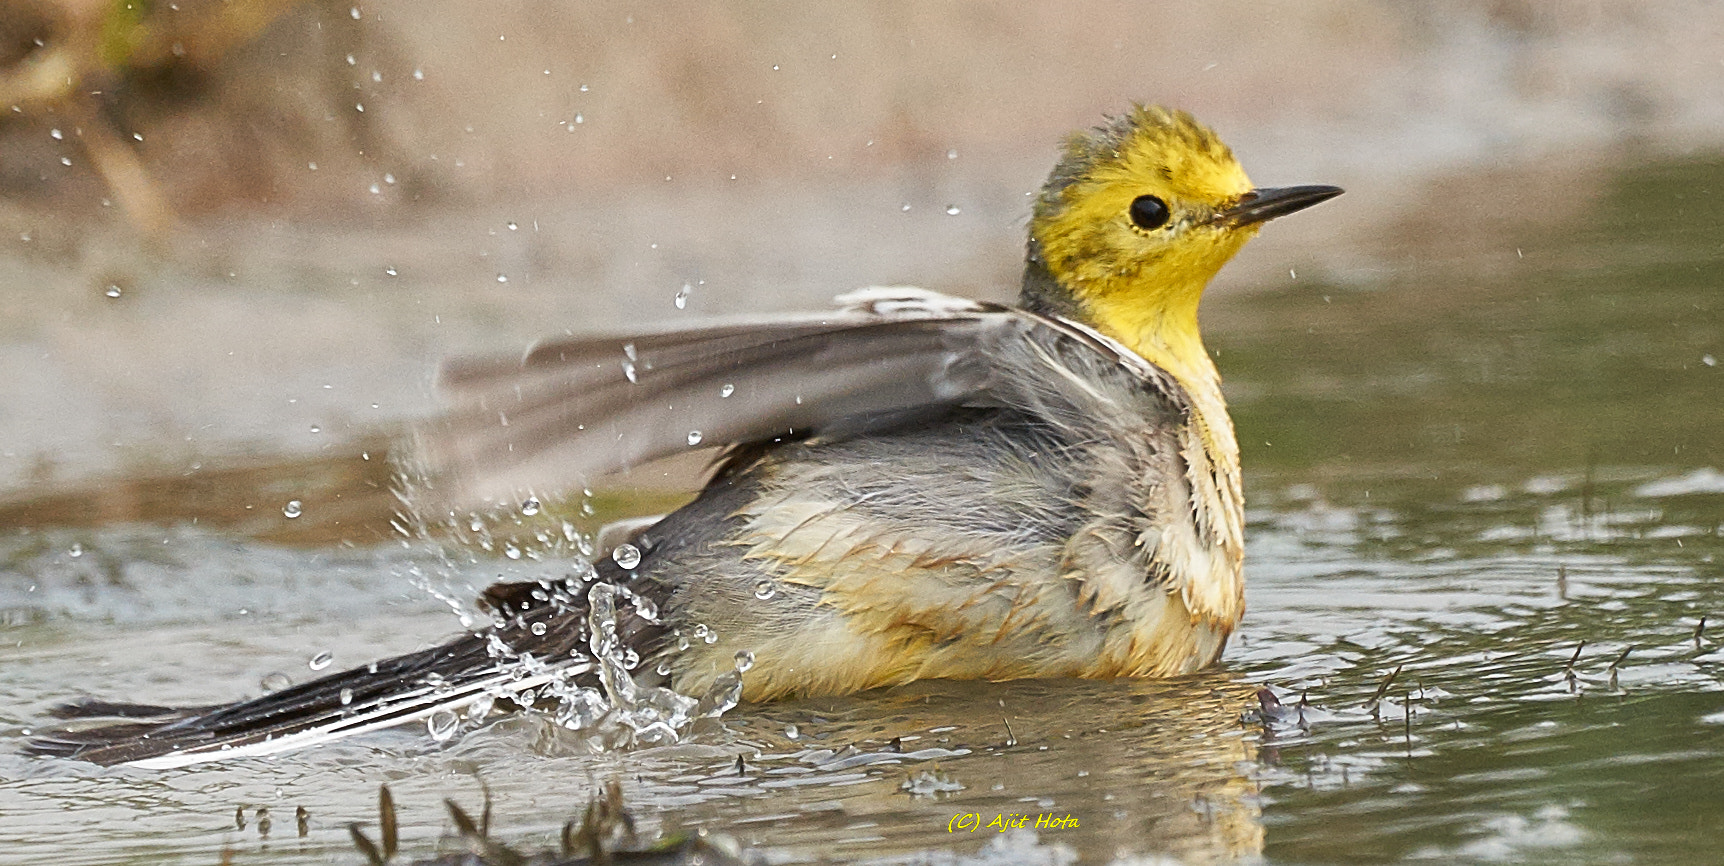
[1219,184,1344,227]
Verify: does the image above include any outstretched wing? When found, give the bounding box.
[414,287,1161,509]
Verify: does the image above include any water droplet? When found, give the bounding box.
[468,514,486,532]
[506,221,518,231]
[674,282,692,309]
[573,113,584,125]
[60,156,72,166]
[503,542,522,560]
[687,430,703,446]
[496,273,508,283]
[283,500,303,518]
[530,621,548,636]
[308,651,334,671]
[579,83,589,92]
[612,543,641,569]
[261,672,293,692]
[900,202,912,212]
[622,361,638,383]
[945,204,961,215]
[50,128,62,140]
[467,693,494,720]
[339,687,354,706]
[103,285,122,298]
[1705,354,1718,367]
[733,650,754,672]
[720,383,735,398]
[753,579,777,600]
[412,68,424,80]
[656,661,673,676]
[521,497,541,516]
[309,424,321,434]
[427,709,460,742]
[384,266,397,276]
[946,148,958,160]
[784,723,800,739]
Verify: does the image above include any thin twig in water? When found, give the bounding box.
[1609,646,1633,670]
[1403,690,1412,758]
[479,778,493,838]
[1364,664,1403,717]
[379,785,398,861]
[1564,641,1585,693]
[349,826,384,866]
[1608,646,1633,692]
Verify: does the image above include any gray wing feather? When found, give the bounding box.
[413,288,1157,508]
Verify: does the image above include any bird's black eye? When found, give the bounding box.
[1128,195,1171,230]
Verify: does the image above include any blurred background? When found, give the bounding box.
[5,3,1724,864]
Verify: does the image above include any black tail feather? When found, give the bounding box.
[24,576,633,767]
[26,636,498,766]
[47,699,217,721]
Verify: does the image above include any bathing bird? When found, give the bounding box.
[30,106,1340,766]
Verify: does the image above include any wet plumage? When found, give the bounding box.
[29,106,1340,766]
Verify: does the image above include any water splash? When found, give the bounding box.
[611,543,641,569]
[427,709,460,742]
[386,471,747,754]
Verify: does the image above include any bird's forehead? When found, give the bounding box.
[1034,107,1254,227]
[1102,122,1253,203]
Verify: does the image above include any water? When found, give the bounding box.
[0,155,1721,863]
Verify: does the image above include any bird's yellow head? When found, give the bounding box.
[1023,105,1340,392]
